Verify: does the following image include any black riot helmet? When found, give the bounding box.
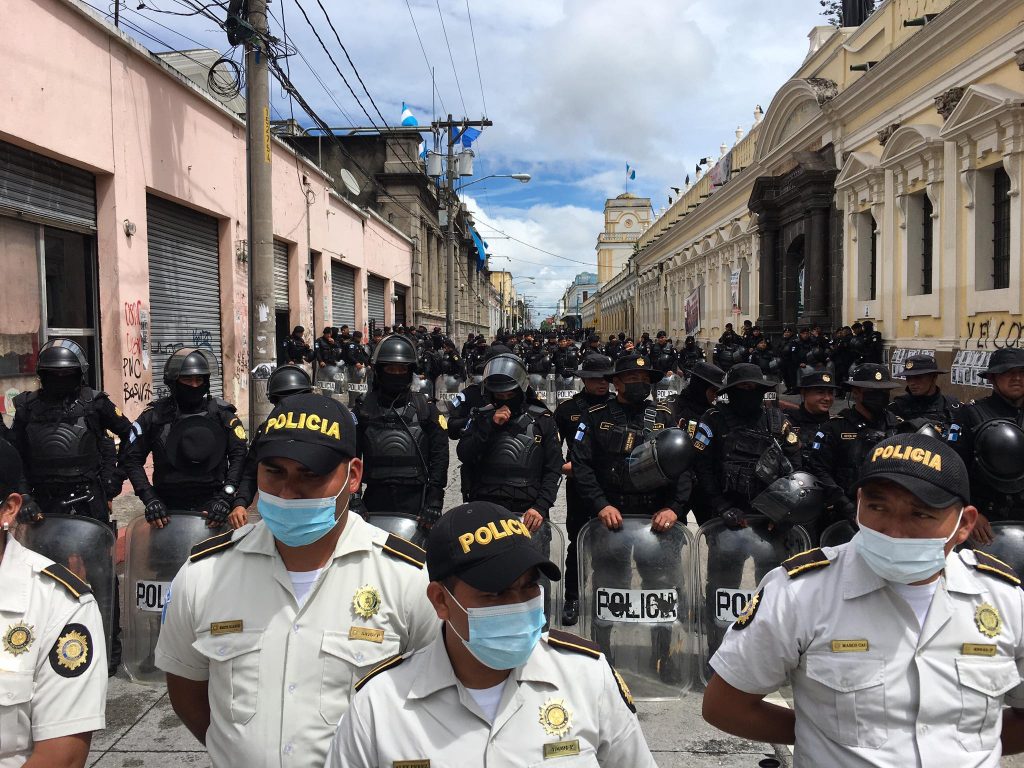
[371,334,418,366]
[973,420,1024,494]
[163,348,216,387]
[266,364,313,404]
[37,339,89,375]
[752,471,826,525]
[627,428,695,489]
[483,353,529,394]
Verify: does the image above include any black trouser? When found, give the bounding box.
[563,479,591,601]
[362,483,424,517]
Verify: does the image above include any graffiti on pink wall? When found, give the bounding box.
[122,299,152,405]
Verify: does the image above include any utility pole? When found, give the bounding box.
[432,115,492,338]
[241,0,275,426]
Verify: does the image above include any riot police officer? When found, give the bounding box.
[121,348,247,529]
[457,354,561,528]
[804,363,905,523]
[947,347,1024,541]
[674,361,725,437]
[553,353,614,625]
[584,332,605,357]
[678,335,705,371]
[314,326,341,369]
[229,364,313,528]
[650,330,677,373]
[354,334,449,529]
[888,354,959,434]
[776,326,800,394]
[692,363,801,527]
[11,339,133,522]
[554,336,581,381]
[788,369,840,439]
[282,325,313,365]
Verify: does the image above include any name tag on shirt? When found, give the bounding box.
[211,620,244,636]
[831,639,869,652]
[393,762,430,768]
[544,740,581,759]
[962,643,997,657]
[349,626,385,643]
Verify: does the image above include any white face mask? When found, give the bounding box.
[854,504,964,584]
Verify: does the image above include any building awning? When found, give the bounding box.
[469,225,488,269]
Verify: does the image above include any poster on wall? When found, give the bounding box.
[684,288,701,335]
[889,348,934,378]
[730,270,740,313]
[950,350,993,389]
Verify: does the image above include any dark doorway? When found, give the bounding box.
[275,311,290,365]
[781,235,805,328]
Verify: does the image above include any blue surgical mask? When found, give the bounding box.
[854,505,964,584]
[257,464,351,547]
[446,587,545,670]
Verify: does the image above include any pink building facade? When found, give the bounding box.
[0,0,412,425]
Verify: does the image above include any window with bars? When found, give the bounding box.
[993,167,1011,290]
[921,194,933,295]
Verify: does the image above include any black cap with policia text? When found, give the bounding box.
[427,502,561,592]
[253,393,357,475]
[854,433,970,509]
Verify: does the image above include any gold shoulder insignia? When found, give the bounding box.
[189,529,244,562]
[588,403,608,413]
[546,629,601,658]
[610,662,636,713]
[732,588,763,630]
[40,564,92,599]
[353,653,405,692]
[783,548,832,578]
[972,550,1022,587]
[380,534,426,569]
[49,623,93,678]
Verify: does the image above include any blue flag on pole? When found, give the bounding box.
[401,102,418,127]
[625,163,636,180]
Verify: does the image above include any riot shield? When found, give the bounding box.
[346,365,369,407]
[695,516,810,686]
[16,514,116,664]
[122,513,227,685]
[578,516,696,699]
[973,522,1024,575]
[366,513,428,549]
[555,375,583,406]
[433,375,463,414]
[653,374,683,405]
[819,520,856,548]
[315,364,347,398]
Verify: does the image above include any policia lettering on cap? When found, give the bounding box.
[703,433,1024,767]
[155,393,438,768]
[327,502,658,767]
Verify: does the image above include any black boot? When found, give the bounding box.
[561,598,579,626]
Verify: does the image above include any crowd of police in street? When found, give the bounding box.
[1,314,1023,767]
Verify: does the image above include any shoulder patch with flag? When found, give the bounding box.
[574,422,587,442]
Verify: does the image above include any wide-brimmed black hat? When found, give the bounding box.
[605,353,664,383]
[718,362,777,393]
[578,353,614,379]
[848,363,903,389]
[901,355,947,377]
[982,348,1024,378]
[688,361,725,388]
[799,369,841,390]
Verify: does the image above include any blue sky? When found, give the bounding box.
[98,0,828,318]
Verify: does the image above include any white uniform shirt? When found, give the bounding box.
[0,536,107,767]
[711,544,1024,768]
[325,630,658,768]
[155,514,439,768]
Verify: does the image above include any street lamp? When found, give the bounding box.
[457,173,531,192]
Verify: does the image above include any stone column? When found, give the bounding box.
[758,224,779,330]
[804,206,830,328]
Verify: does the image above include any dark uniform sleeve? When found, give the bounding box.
[445,392,475,441]
[946,402,975,463]
[121,408,158,503]
[534,414,563,516]
[455,408,493,465]
[803,418,849,514]
[232,419,266,509]
[569,409,610,515]
[97,394,134,497]
[660,408,693,516]
[692,411,729,516]
[220,406,249,489]
[423,401,450,508]
[780,418,802,469]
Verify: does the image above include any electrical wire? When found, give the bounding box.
[464,0,487,118]
[473,221,595,266]
[435,0,468,117]
[404,0,447,118]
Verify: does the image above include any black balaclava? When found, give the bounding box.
[39,372,81,401]
[174,380,209,411]
[728,388,765,417]
[860,390,891,420]
[621,381,650,405]
[376,364,413,398]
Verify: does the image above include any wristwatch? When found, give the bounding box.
[223,484,236,498]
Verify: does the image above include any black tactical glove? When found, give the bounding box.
[205,496,231,527]
[721,506,747,530]
[144,497,170,525]
[17,494,43,524]
[418,506,443,531]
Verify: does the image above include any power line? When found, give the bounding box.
[464,0,488,117]
[404,0,447,118]
[435,0,468,116]
[473,220,595,266]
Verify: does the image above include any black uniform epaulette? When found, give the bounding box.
[588,403,607,413]
[546,629,601,658]
[354,653,405,692]
[190,529,242,562]
[783,548,831,578]
[972,550,1022,587]
[41,564,93,599]
[380,534,426,569]
[656,404,673,413]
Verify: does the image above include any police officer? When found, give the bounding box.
[553,354,614,625]
[947,347,1024,543]
[748,337,778,376]
[789,369,840,440]
[353,334,449,529]
[650,330,677,373]
[326,502,656,767]
[584,332,605,357]
[674,361,724,436]
[121,349,247,529]
[888,354,959,434]
[457,354,561,531]
[283,325,314,366]
[156,394,438,768]
[703,433,1024,767]
[553,336,581,381]
[804,363,905,524]
[314,326,341,370]
[678,335,705,371]
[229,364,314,529]
[0,440,108,767]
[777,327,801,394]
[692,363,801,528]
